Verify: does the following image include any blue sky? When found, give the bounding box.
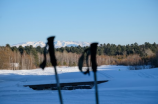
[0,0,158,46]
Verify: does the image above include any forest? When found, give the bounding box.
[0,42,158,70]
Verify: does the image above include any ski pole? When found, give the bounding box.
[54,66,63,104]
[90,43,99,104]
[47,36,63,104]
[94,71,99,104]
[78,42,99,104]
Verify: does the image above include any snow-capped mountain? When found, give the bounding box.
[12,41,46,48]
[54,41,90,48]
[12,41,90,48]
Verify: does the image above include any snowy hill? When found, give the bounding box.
[0,65,158,104]
[12,41,90,48]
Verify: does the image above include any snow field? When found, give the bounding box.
[0,65,158,104]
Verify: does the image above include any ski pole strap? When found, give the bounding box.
[78,42,98,74]
[90,43,98,72]
[47,36,57,67]
[78,48,91,75]
[40,36,57,69]
[40,43,48,69]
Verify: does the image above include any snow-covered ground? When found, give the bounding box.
[0,65,158,104]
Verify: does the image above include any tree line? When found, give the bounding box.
[0,42,158,70]
[56,42,157,56]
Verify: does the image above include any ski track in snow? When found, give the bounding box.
[0,65,158,104]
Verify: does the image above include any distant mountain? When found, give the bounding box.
[12,41,90,48]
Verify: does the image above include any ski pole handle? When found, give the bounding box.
[47,36,57,67]
[90,43,98,72]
